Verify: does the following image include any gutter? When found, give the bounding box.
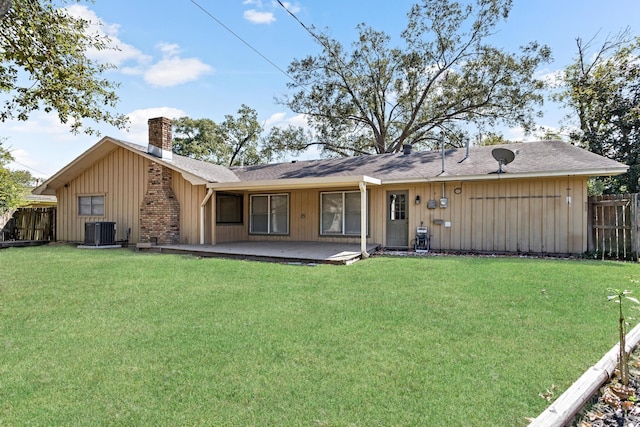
[208,175,382,191]
[382,167,629,185]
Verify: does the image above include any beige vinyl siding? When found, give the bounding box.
[171,170,209,244]
[211,178,587,255]
[377,177,587,254]
[57,146,589,255]
[56,150,213,245]
[215,188,368,244]
[55,147,147,243]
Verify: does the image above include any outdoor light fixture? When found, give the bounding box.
[415,195,421,205]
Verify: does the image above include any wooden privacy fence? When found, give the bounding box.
[588,193,640,261]
[0,207,56,241]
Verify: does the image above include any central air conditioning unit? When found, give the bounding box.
[84,222,116,246]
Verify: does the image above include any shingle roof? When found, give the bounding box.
[116,140,240,183]
[231,140,627,182]
[33,138,628,196]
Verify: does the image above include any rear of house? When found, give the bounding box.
[34,117,627,256]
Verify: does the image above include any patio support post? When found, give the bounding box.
[359,181,369,258]
[200,188,214,245]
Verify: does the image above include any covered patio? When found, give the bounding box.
[141,241,382,265]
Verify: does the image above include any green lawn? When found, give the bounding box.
[1,246,638,426]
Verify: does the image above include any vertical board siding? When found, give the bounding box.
[56,149,589,256]
[56,147,147,243]
[171,170,208,245]
[393,177,587,255]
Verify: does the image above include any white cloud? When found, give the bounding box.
[262,112,322,160]
[157,42,181,57]
[505,126,534,142]
[6,149,50,178]
[120,108,188,143]
[65,5,151,68]
[66,6,211,88]
[264,112,307,129]
[536,68,564,88]
[3,113,74,137]
[276,1,301,13]
[143,44,214,87]
[244,9,276,24]
[144,57,213,87]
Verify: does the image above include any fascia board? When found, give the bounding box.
[32,138,210,195]
[32,136,115,195]
[381,167,630,185]
[208,175,382,191]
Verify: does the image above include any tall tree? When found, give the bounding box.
[0,142,32,214]
[280,0,551,156]
[219,104,263,167]
[555,32,640,193]
[173,117,224,163]
[173,105,268,167]
[0,0,127,134]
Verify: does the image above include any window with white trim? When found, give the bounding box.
[250,194,289,234]
[78,195,104,216]
[320,191,366,235]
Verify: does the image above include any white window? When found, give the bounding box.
[321,191,366,235]
[250,194,289,234]
[78,195,104,216]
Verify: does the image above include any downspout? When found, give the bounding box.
[200,188,214,245]
[359,181,369,258]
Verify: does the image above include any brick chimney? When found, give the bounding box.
[139,117,180,245]
[147,116,173,160]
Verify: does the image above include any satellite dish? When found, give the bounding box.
[492,147,516,174]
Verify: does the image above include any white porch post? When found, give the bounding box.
[200,188,214,245]
[210,189,216,245]
[359,181,369,258]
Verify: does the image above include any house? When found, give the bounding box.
[33,117,628,257]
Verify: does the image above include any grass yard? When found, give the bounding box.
[1,245,639,426]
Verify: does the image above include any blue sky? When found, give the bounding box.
[5,0,639,178]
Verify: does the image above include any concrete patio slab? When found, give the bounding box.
[141,241,381,265]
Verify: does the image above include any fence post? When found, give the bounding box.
[587,195,594,253]
[633,193,640,261]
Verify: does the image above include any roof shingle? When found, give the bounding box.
[231,140,627,182]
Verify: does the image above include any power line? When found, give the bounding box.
[7,159,49,176]
[276,1,395,110]
[188,0,301,88]
[276,0,326,49]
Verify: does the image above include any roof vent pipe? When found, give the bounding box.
[441,134,445,174]
[458,136,471,164]
[465,136,470,159]
[403,144,412,155]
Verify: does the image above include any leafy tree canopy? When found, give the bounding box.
[173,105,289,167]
[475,132,517,146]
[279,0,551,157]
[0,142,33,214]
[555,31,640,194]
[0,0,127,134]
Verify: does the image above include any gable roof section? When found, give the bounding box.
[33,138,627,196]
[212,140,627,190]
[33,138,239,195]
